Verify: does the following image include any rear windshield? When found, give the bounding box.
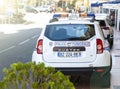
[97,20,106,27]
[44,24,95,41]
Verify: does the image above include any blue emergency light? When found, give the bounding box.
[53,14,68,18]
[53,14,61,18]
[87,13,95,17]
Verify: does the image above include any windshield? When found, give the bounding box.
[44,24,95,41]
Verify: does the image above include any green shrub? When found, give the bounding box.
[0,62,75,89]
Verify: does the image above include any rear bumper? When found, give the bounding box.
[55,66,111,76]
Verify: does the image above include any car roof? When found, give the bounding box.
[48,19,96,25]
[95,14,109,20]
[49,13,98,24]
[95,13,108,17]
[95,16,107,20]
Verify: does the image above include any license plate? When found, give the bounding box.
[57,52,81,57]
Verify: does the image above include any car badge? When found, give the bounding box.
[67,42,72,47]
[49,42,53,46]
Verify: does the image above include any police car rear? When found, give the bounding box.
[32,13,112,88]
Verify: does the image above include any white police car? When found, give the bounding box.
[32,13,112,88]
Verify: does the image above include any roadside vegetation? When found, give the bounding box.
[0,62,75,89]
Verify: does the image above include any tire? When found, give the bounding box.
[100,72,110,88]
[90,72,111,88]
[109,55,112,71]
[99,56,112,88]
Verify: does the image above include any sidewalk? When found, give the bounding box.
[111,29,120,56]
[110,28,120,89]
[0,24,41,34]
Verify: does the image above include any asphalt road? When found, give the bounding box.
[0,25,41,80]
[0,12,53,81]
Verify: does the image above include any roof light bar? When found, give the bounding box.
[79,13,95,17]
[52,13,95,21]
[53,14,68,18]
[79,13,87,17]
[87,13,95,17]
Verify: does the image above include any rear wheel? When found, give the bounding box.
[100,72,110,88]
[90,72,110,88]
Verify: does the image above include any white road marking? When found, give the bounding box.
[0,46,15,54]
[0,35,38,54]
[31,35,39,39]
[19,35,39,45]
[18,39,30,45]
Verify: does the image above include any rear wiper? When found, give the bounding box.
[52,37,88,41]
[68,37,87,40]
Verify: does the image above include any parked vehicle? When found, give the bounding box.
[95,13,114,49]
[36,5,51,13]
[32,13,112,88]
[25,6,39,14]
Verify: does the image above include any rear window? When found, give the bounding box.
[97,20,106,27]
[44,24,95,41]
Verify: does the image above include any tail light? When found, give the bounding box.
[105,27,110,30]
[97,39,103,54]
[101,26,110,30]
[36,39,43,54]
